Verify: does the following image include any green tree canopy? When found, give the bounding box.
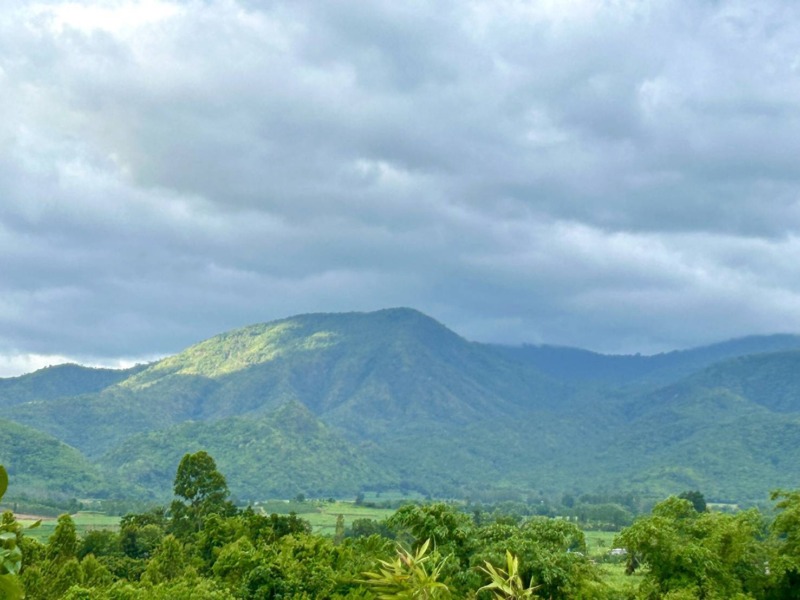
[678,490,708,513]
[169,451,235,539]
[617,496,768,599]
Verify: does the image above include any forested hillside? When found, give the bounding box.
[1,308,799,503]
[0,419,110,498]
[101,402,392,500]
[0,364,145,408]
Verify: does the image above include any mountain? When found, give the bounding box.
[0,418,111,498]
[612,391,800,501]
[4,309,569,498]
[0,363,146,408]
[2,308,800,503]
[676,350,800,413]
[121,307,567,426]
[6,309,566,457]
[494,334,800,386]
[598,350,800,500]
[101,401,391,500]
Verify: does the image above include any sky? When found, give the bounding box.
[2,0,800,376]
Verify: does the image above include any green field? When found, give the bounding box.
[256,500,395,535]
[16,501,394,542]
[585,530,619,556]
[18,511,120,543]
[584,530,643,595]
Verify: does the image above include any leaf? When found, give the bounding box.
[0,468,7,502]
[0,573,23,600]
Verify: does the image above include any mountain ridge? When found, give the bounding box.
[491,333,800,385]
[1,308,799,502]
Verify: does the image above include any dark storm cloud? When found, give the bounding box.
[2,0,800,374]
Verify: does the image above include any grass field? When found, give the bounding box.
[257,500,396,536]
[18,511,120,543]
[585,530,620,557]
[584,530,643,595]
[16,501,395,543]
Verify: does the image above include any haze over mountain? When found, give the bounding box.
[1,308,799,504]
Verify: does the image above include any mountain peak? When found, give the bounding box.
[123,308,460,384]
[7,308,800,502]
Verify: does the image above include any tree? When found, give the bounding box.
[49,558,81,599]
[361,539,452,599]
[617,496,767,599]
[141,535,187,584]
[387,503,474,563]
[0,467,25,600]
[334,514,345,545]
[348,518,393,539]
[119,507,167,560]
[678,490,707,513]
[169,451,235,539]
[79,553,113,589]
[768,489,800,597]
[472,518,602,600]
[120,523,163,560]
[211,537,259,589]
[47,514,78,563]
[78,529,119,560]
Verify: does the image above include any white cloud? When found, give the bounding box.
[30,0,182,35]
[0,352,152,378]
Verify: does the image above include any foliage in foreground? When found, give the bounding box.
[7,452,800,599]
[361,539,451,599]
[617,493,800,599]
[0,465,26,600]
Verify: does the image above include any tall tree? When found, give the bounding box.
[169,451,235,539]
[46,514,78,564]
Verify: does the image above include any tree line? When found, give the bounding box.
[1,451,799,599]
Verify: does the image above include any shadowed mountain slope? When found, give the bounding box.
[597,350,800,499]
[493,334,800,386]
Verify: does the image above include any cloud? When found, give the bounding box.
[2,0,800,373]
[0,352,146,378]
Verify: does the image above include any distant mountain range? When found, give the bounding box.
[1,307,799,504]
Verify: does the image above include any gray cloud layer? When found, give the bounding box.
[2,0,800,374]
